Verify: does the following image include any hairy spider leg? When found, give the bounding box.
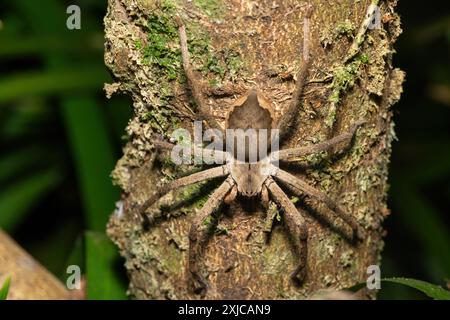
[273,120,365,161]
[274,169,366,240]
[151,134,228,164]
[176,16,223,133]
[188,177,236,296]
[277,4,314,144]
[138,165,229,220]
[265,177,308,283]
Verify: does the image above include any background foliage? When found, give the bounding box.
[0,0,448,299]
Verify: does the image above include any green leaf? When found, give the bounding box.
[391,146,450,276]
[0,168,61,231]
[85,231,127,300]
[62,97,119,231]
[382,278,450,300]
[64,235,85,277]
[0,67,109,104]
[0,277,11,300]
[0,34,102,57]
[348,277,450,300]
[0,147,46,183]
[13,0,119,231]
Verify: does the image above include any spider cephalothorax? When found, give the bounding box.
[225,88,277,197]
[138,5,365,296]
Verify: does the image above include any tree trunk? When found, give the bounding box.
[105,0,404,299]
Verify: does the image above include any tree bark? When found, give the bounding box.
[105,0,404,299]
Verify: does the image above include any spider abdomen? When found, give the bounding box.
[225,88,277,162]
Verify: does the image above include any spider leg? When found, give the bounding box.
[261,185,270,210]
[273,120,365,161]
[265,177,308,283]
[176,16,223,132]
[277,4,314,143]
[150,134,178,152]
[273,169,366,240]
[138,165,229,219]
[223,185,238,205]
[188,176,235,296]
[151,134,228,164]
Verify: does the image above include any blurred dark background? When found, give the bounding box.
[0,0,448,299]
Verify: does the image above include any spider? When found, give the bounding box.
[138,5,366,296]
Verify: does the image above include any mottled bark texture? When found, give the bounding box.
[105,0,404,299]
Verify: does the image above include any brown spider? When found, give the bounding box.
[139,6,365,296]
